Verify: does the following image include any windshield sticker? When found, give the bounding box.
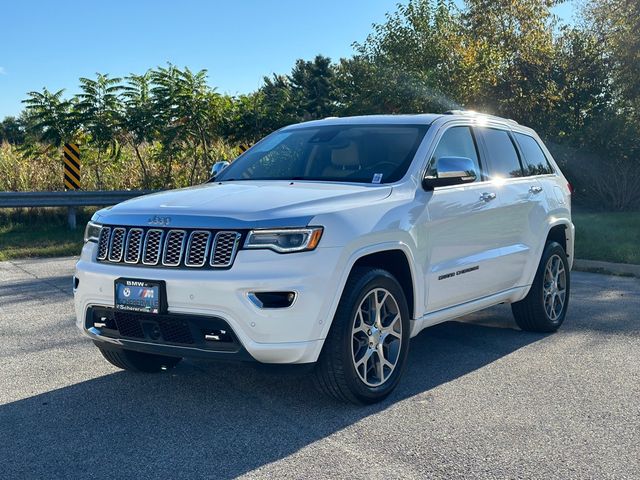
[372,173,383,184]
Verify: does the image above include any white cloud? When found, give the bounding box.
[0,66,6,75]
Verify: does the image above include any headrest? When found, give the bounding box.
[331,141,360,168]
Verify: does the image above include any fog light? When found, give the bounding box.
[248,291,297,308]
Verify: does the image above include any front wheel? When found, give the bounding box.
[314,267,410,404]
[512,241,570,332]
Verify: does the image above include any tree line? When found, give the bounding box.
[1,0,638,209]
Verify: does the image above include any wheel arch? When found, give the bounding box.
[544,219,574,267]
[515,219,574,303]
[345,245,418,320]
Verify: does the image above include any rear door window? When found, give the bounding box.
[478,128,523,179]
[514,133,554,176]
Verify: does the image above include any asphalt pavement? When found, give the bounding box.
[0,257,638,479]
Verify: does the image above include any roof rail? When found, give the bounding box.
[443,109,519,125]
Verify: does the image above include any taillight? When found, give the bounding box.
[567,182,574,195]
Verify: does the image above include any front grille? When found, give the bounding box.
[96,227,111,260]
[97,225,243,269]
[143,229,163,265]
[185,231,211,267]
[124,228,143,263]
[211,231,241,267]
[108,228,126,262]
[162,230,187,266]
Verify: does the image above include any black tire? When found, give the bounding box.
[98,346,182,373]
[512,241,570,332]
[314,267,411,404]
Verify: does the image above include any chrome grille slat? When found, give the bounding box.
[211,231,241,268]
[96,226,241,269]
[185,231,211,267]
[142,229,164,265]
[108,228,126,262]
[96,227,111,260]
[162,230,187,266]
[124,228,144,264]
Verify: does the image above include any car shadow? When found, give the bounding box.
[0,308,547,479]
[0,275,72,307]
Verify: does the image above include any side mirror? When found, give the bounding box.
[422,156,477,190]
[210,161,230,179]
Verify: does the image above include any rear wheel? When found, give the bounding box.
[512,241,570,332]
[98,346,182,373]
[314,267,410,404]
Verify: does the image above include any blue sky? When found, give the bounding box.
[0,1,577,118]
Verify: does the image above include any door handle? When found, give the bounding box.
[480,192,496,202]
[529,185,543,194]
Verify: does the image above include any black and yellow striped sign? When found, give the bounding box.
[239,144,251,153]
[63,142,81,190]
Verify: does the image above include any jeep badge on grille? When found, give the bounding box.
[147,215,171,226]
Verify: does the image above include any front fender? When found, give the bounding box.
[316,239,423,343]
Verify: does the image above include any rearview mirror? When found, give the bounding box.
[210,161,230,179]
[422,156,477,190]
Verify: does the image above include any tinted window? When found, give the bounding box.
[479,128,523,178]
[427,126,481,180]
[514,133,554,175]
[217,124,429,184]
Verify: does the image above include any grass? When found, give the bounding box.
[1,208,639,265]
[0,208,97,261]
[573,211,640,264]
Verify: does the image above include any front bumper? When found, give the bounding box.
[74,242,345,364]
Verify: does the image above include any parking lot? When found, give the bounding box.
[1,257,638,479]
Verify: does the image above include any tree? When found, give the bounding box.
[461,0,559,130]
[76,73,123,188]
[288,55,337,119]
[22,88,78,147]
[150,64,223,185]
[174,67,220,183]
[551,27,612,141]
[260,74,299,130]
[0,117,24,144]
[121,72,156,187]
[585,0,640,110]
[351,0,463,112]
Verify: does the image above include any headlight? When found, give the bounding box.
[244,227,323,253]
[83,221,102,243]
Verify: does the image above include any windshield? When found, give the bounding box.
[216,124,430,184]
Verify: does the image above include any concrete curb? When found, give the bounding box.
[574,259,640,278]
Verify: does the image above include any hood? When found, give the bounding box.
[94,181,393,228]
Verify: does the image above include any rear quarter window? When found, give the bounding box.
[514,133,555,176]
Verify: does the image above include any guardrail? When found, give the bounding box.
[0,190,160,229]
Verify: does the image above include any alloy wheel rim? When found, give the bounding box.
[543,254,567,321]
[351,288,403,387]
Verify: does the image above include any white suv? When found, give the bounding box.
[75,112,574,404]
